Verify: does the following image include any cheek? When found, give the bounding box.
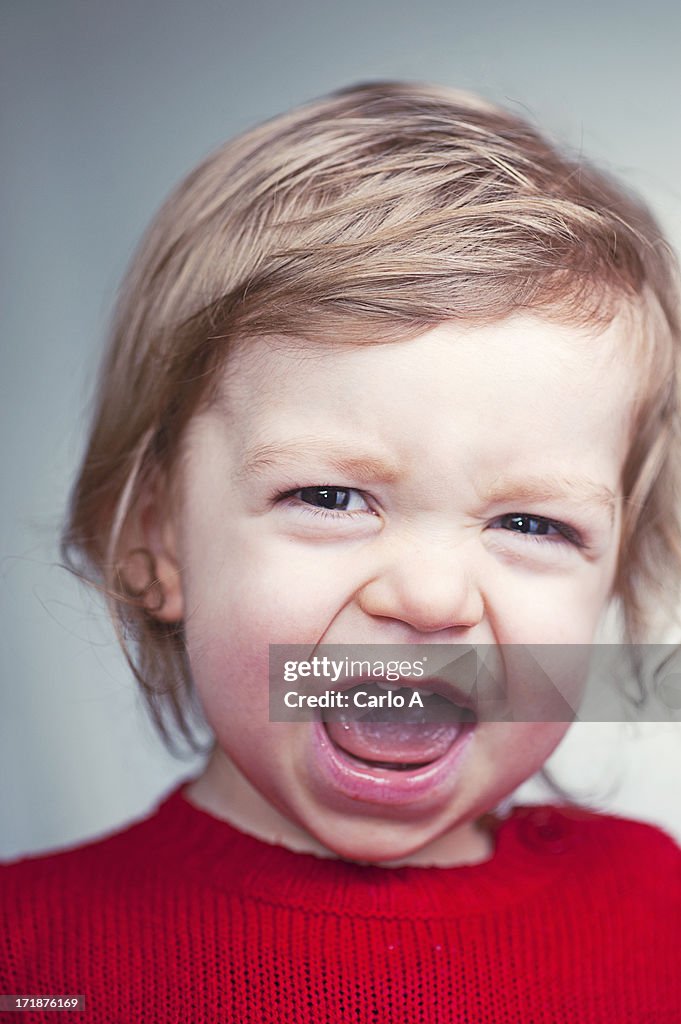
[183,611,266,718]
[489,568,616,644]
[180,536,357,728]
[183,523,366,649]
[478,722,570,789]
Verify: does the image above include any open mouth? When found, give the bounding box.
[323,681,477,774]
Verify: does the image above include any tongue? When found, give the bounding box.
[325,717,462,765]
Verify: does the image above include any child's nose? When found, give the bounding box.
[355,540,484,634]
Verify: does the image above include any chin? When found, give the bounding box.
[304,815,456,867]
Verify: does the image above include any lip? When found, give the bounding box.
[332,674,479,715]
[307,716,477,807]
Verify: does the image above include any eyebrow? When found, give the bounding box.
[234,437,402,484]
[235,441,618,524]
[481,474,618,523]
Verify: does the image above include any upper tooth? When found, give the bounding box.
[376,681,401,691]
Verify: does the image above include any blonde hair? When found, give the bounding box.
[62,81,681,751]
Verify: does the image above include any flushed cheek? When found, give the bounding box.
[186,629,310,802]
[181,571,332,751]
[476,722,570,788]
[185,621,266,711]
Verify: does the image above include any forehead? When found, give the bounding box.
[188,314,637,519]
[216,312,638,434]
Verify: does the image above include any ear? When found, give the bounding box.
[118,477,185,624]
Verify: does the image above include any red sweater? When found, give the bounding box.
[2,783,680,1023]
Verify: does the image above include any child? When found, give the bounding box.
[2,81,680,1021]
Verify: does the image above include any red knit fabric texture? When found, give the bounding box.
[1,784,680,1023]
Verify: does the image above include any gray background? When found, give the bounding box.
[2,0,680,858]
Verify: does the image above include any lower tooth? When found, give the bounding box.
[371,760,426,771]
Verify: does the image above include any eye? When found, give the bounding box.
[282,486,372,514]
[489,513,582,545]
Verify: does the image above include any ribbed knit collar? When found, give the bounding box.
[124,781,585,919]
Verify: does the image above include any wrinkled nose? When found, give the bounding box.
[356,538,484,634]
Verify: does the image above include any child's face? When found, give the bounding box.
[160,313,635,864]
